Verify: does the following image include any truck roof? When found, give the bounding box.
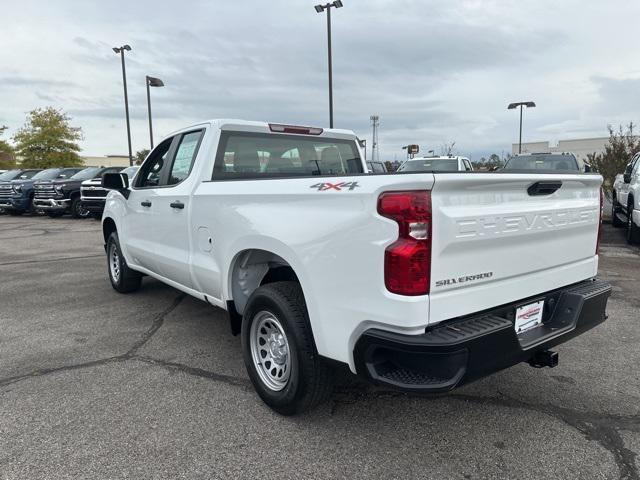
[165,119,357,140]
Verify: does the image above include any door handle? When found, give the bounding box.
[141,201,152,207]
[170,201,185,210]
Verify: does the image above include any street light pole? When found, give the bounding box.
[113,45,133,166]
[145,75,165,149]
[508,101,536,154]
[314,1,343,129]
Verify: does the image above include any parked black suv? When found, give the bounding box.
[81,165,138,219]
[33,166,124,218]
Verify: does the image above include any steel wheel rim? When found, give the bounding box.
[249,311,291,391]
[109,243,120,283]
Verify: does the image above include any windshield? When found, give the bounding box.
[32,169,63,180]
[71,167,102,180]
[398,158,459,172]
[0,170,22,181]
[504,154,579,171]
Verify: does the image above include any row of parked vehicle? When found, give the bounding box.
[394,151,589,173]
[0,165,139,219]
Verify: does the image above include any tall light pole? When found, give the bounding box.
[113,45,133,166]
[508,101,536,154]
[146,76,164,149]
[314,0,343,128]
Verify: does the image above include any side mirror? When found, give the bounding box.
[583,163,591,173]
[102,172,129,190]
[624,172,631,184]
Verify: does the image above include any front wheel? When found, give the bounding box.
[71,197,90,219]
[241,281,333,415]
[106,232,142,293]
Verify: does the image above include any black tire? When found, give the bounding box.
[47,212,64,218]
[612,198,625,228]
[241,281,333,415]
[106,231,142,293]
[627,203,640,244]
[8,210,23,216]
[71,197,90,219]
[91,212,102,221]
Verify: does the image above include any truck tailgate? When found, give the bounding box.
[428,173,602,324]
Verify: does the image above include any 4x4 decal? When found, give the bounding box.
[310,181,360,191]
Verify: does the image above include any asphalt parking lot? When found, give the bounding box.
[1,215,639,480]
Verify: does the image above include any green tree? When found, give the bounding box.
[13,107,84,168]
[135,148,150,165]
[0,125,16,169]
[587,123,640,200]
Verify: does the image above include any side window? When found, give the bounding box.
[463,159,472,171]
[633,157,640,176]
[167,130,204,185]
[136,137,174,188]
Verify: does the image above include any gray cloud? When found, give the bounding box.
[1,0,639,158]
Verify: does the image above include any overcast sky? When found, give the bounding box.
[2,0,640,161]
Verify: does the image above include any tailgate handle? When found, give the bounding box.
[527,181,562,196]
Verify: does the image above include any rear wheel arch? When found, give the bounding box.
[227,248,302,317]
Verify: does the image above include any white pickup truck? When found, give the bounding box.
[612,152,640,243]
[101,119,611,415]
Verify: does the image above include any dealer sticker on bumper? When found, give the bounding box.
[515,300,544,333]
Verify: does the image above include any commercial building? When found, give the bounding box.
[512,137,609,162]
[81,155,130,167]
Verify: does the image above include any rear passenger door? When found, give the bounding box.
[146,129,205,289]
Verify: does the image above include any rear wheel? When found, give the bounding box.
[612,198,625,228]
[107,232,142,293]
[71,197,90,219]
[241,281,333,415]
[627,203,640,244]
[8,210,23,216]
[47,212,63,218]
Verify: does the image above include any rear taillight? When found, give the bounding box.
[377,191,432,296]
[596,187,604,254]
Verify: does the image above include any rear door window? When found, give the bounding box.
[213,131,363,179]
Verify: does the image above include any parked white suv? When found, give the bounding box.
[100,119,610,414]
[612,152,640,243]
